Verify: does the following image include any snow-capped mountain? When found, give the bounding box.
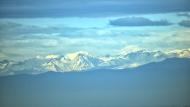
[65,52,102,71]
[0,60,16,75]
[110,48,190,69]
[166,48,190,58]
[42,51,103,72]
[0,58,47,75]
[114,50,168,69]
[0,60,10,70]
[0,49,190,76]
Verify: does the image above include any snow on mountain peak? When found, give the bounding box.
[41,51,102,72]
[0,60,11,70]
[45,54,60,59]
[66,51,102,71]
[166,48,190,58]
[120,45,143,55]
[66,51,89,60]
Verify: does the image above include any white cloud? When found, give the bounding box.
[42,39,59,47]
[0,14,190,61]
[0,52,7,59]
[120,45,143,55]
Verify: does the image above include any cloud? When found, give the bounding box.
[178,20,190,27]
[0,21,132,38]
[109,17,172,26]
[0,22,22,30]
[0,21,49,36]
[0,0,189,18]
[0,21,82,38]
[0,19,190,60]
[120,45,142,55]
[177,13,190,18]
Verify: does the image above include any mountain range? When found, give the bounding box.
[0,49,190,76]
[0,57,189,107]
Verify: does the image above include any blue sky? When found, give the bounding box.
[0,0,190,60]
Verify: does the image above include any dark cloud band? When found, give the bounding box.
[177,13,190,18]
[178,20,190,27]
[109,17,172,27]
[0,0,190,18]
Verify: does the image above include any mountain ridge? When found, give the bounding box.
[1,57,189,77]
[0,49,190,76]
[0,57,189,107]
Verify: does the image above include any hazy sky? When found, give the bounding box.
[0,0,190,60]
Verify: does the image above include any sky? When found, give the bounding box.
[0,0,190,60]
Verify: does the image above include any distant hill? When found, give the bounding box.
[0,58,190,107]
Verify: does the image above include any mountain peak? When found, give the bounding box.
[120,45,143,55]
[66,51,90,60]
[45,54,60,59]
[167,48,190,58]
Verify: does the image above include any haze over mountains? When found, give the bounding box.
[0,48,190,76]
